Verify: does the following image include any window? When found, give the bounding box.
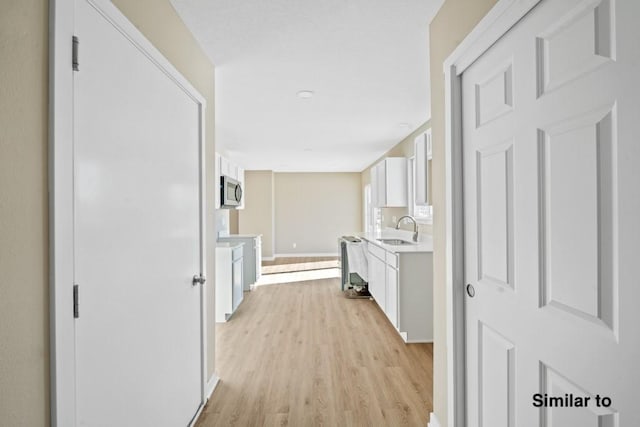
[408,157,433,223]
[363,184,381,233]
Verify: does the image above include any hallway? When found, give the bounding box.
[199,273,433,426]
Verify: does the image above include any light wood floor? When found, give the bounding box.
[261,256,339,275]
[197,269,433,426]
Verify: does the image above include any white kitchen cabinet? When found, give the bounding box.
[371,157,408,208]
[219,155,238,180]
[367,246,386,309]
[215,243,244,322]
[218,234,261,291]
[232,254,243,312]
[414,129,431,206]
[365,239,433,343]
[385,263,398,328]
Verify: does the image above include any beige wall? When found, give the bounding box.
[274,173,362,254]
[0,1,50,425]
[429,0,497,425]
[0,2,217,425]
[239,171,275,258]
[361,121,433,234]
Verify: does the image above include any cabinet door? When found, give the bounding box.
[367,253,386,310]
[232,257,243,311]
[384,158,408,207]
[385,264,398,328]
[220,156,238,179]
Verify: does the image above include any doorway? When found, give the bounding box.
[50,0,207,425]
[445,0,640,425]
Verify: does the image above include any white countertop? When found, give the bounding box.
[216,241,245,249]
[218,233,262,239]
[353,231,433,253]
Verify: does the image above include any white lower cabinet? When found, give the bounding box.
[216,243,244,322]
[366,241,433,343]
[367,249,386,310]
[385,264,398,328]
[218,235,262,291]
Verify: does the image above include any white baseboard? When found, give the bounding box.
[189,375,219,427]
[206,374,220,400]
[274,252,339,258]
[262,256,275,261]
[428,412,441,427]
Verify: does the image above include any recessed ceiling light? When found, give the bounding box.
[297,90,314,99]
[303,148,313,152]
[398,122,411,129]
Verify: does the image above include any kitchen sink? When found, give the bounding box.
[377,238,414,245]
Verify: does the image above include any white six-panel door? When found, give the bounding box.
[73,1,204,425]
[463,0,640,425]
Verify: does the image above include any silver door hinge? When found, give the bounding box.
[72,36,79,71]
[73,284,79,318]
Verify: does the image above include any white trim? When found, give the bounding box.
[262,256,276,262]
[427,412,441,427]
[443,0,541,74]
[187,374,219,426]
[274,252,340,258]
[50,0,208,424]
[49,1,76,425]
[205,375,220,401]
[442,1,542,426]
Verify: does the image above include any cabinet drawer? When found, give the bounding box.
[385,251,398,269]
[368,242,386,261]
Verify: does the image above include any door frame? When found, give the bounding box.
[49,1,208,425]
[442,0,543,425]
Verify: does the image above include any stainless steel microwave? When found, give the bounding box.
[220,175,242,208]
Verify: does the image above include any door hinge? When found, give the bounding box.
[73,284,79,318]
[72,36,79,71]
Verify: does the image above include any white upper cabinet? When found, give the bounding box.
[219,156,238,180]
[414,129,432,206]
[371,157,408,208]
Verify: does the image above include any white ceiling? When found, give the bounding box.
[170,0,443,172]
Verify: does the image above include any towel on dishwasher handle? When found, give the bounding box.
[346,241,368,282]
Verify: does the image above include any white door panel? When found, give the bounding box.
[463,0,640,425]
[74,1,203,425]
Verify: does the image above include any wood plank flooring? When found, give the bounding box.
[197,266,433,426]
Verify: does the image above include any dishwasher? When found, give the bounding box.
[338,236,371,299]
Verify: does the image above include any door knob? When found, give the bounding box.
[192,274,206,286]
[466,284,475,297]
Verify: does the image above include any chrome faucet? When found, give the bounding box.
[395,215,419,242]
